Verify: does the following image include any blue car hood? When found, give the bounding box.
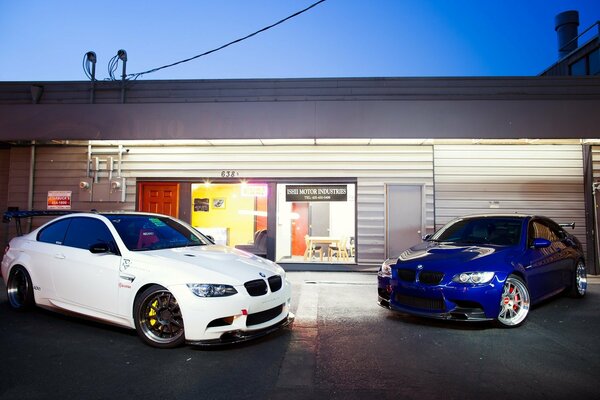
[394,241,520,274]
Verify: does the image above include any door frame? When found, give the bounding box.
[384,183,427,259]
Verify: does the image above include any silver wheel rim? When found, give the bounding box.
[498,277,530,326]
[138,290,184,344]
[576,261,587,296]
[7,268,29,308]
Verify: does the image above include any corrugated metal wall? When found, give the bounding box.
[121,144,435,266]
[434,144,586,249]
[5,143,588,265]
[33,146,137,213]
[1,148,10,245]
[23,144,435,266]
[0,149,9,215]
[591,146,600,179]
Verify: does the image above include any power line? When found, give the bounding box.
[126,0,327,80]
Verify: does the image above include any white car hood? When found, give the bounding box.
[131,245,283,285]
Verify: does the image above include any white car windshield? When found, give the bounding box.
[105,215,209,251]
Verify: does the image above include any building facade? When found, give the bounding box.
[1,76,599,272]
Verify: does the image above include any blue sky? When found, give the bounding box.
[0,0,599,81]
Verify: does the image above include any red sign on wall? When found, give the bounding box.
[47,191,72,210]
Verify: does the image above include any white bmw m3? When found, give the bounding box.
[1,212,293,348]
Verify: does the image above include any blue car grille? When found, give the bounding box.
[397,269,444,285]
[247,304,284,326]
[397,269,416,282]
[395,293,445,311]
[418,271,444,285]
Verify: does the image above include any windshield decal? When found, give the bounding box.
[149,218,167,227]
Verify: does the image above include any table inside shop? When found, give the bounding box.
[304,236,341,262]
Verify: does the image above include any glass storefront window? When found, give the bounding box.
[275,183,356,264]
[191,183,268,255]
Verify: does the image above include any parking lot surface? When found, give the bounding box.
[1,272,599,400]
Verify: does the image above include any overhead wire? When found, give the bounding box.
[125,0,327,80]
[107,54,120,81]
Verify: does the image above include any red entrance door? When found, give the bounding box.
[138,182,180,218]
[291,203,308,256]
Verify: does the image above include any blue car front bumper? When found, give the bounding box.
[378,275,505,321]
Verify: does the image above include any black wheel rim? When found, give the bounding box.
[139,291,184,344]
[7,269,28,308]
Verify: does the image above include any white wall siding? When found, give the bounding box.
[119,144,435,266]
[591,146,600,179]
[22,143,435,266]
[434,144,586,248]
[357,178,434,266]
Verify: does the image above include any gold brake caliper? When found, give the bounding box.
[148,299,159,326]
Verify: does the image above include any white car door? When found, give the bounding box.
[51,217,121,315]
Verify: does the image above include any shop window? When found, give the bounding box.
[191,183,268,254]
[590,48,599,76]
[570,57,587,76]
[569,49,600,76]
[275,183,356,264]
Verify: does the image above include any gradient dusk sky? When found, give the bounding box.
[1,0,599,81]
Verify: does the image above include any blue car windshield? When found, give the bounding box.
[105,215,209,251]
[430,217,523,246]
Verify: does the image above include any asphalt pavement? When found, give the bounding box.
[1,272,599,400]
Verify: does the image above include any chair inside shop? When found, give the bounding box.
[304,235,323,260]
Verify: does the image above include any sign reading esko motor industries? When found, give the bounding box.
[47,191,72,210]
[285,185,347,202]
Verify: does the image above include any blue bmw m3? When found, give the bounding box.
[378,214,587,327]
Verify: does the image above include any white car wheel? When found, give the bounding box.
[134,285,185,348]
[7,266,35,311]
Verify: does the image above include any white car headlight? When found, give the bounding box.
[452,272,495,284]
[187,283,237,297]
[379,258,395,278]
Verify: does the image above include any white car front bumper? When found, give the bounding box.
[169,279,293,344]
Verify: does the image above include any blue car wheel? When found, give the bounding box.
[496,274,530,327]
[570,260,587,298]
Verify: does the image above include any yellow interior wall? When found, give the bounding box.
[191,184,254,246]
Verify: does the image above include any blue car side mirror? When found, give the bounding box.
[422,234,432,241]
[532,238,551,248]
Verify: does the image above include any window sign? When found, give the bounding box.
[47,191,72,210]
[276,183,355,264]
[285,185,347,202]
[241,184,268,198]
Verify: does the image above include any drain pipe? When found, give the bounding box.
[27,141,36,232]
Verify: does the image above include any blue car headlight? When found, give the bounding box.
[452,272,495,284]
[379,258,395,278]
[187,283,238,297]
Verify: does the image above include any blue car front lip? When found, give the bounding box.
[382,276,504,321]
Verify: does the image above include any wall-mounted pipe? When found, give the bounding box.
[118,49,128,103]
[86,51,97,104]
